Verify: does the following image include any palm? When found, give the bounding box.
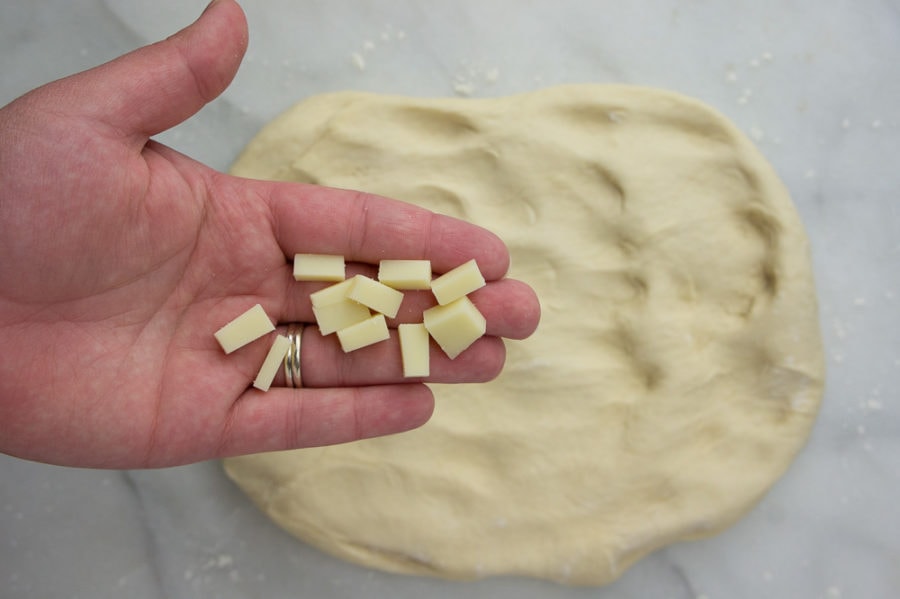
[1,93,288,465]
[0,0,539,468]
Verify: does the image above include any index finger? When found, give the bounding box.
[259,180,511,280]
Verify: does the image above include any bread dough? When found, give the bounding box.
[224,85,825,586]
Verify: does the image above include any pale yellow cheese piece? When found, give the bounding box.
[422,296,486,359]
[398,323,430,377]
[337,313,390,352]
[214,303,275,354]
[378,260,432,290]
[312,300,371,336]
[347,275,405,318]
[253,334,291,391]
[309,278,355,307]
[430,259,485,305]
[293,253,345,282]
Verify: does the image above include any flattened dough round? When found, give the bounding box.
[224,85,825,586]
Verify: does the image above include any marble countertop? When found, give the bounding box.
[2,1,898,598]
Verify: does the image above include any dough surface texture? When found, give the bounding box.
[224,85,824,586]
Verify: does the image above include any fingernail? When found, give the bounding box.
[203,0,226,15]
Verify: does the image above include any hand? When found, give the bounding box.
[0,0,540,469]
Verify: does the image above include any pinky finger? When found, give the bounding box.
[217,384,435,457]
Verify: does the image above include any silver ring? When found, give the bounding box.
[284,323,303,388]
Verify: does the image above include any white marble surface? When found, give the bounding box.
[2,1,898,597]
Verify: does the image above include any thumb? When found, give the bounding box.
[49,0,248,144]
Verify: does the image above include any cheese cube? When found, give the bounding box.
[398,323,430,377]
[378,260,432,290]
[293,253,345,282]
[253,334,291,391]
[337,313,390,353]
[347,275,405,318]
[214,304,275,354]
[430,259,485,305]
[313,300,371,335]
[423,296,486,359]
[309,278,355,307]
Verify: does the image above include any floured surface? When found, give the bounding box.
[224,85,824,586]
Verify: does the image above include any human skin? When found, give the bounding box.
[0,0,540,468]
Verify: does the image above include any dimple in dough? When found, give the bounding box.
[224,85,825,586]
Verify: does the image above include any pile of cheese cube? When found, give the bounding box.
[213,255,487,391]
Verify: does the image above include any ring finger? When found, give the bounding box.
[268,324,506,388]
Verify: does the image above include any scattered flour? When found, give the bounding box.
[347,24,408,73]
[451,61,502,97]
[350,52,366,71]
